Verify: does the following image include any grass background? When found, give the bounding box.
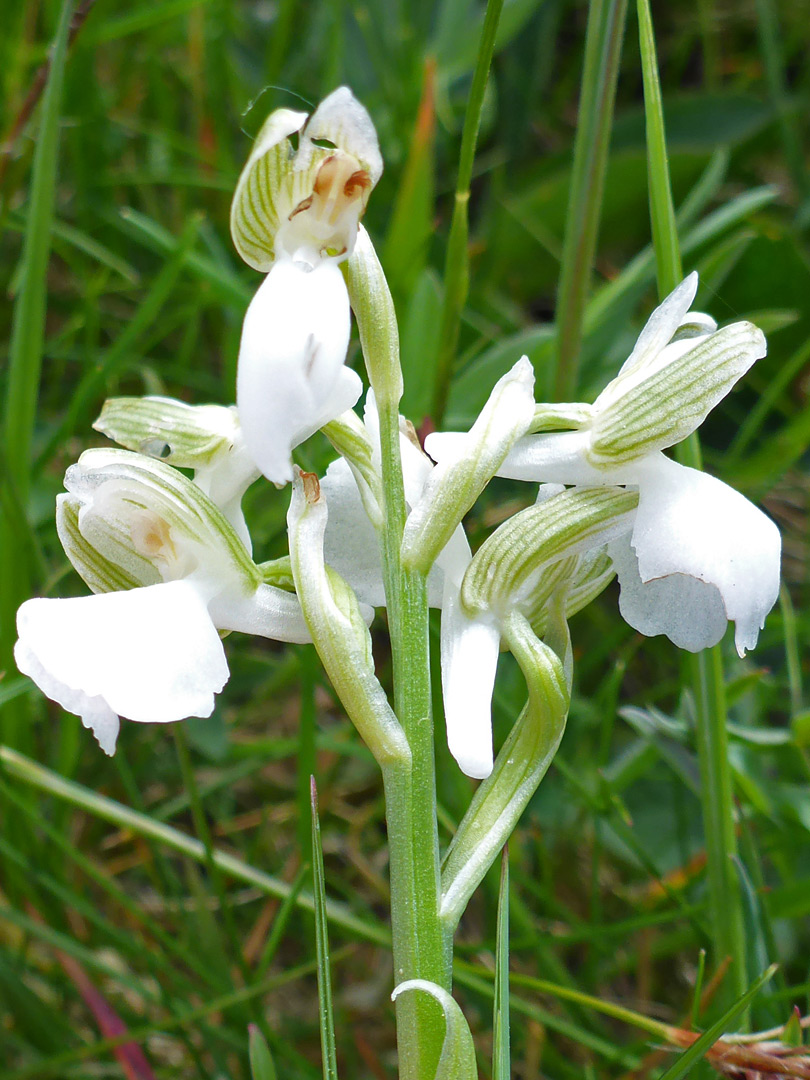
[1,0,809,1076]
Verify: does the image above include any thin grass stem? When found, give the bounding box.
[637,0,748,1007]
[552,0,628,401]
[431,0,505,424]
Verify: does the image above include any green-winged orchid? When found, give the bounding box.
[231,88,382,485]
[428,274,781,658]
[15,449,310,754]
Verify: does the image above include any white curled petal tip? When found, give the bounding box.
[236,259,351,485]
[610,272,699,383]
[625,454,781,655]
[440,587,499,779]
[15,581,229,754]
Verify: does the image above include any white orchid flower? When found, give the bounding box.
[15,449,310,755]
[231,88,383,485]
[428,273,781,656]
[94,395,260,551]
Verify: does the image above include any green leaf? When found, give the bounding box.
[249,1024,278,1080]
[391,981,478,1080]
[612,93,779,153]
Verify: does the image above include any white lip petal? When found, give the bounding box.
[237,259,351,484]
[15,581,229,753]
[626,454,781,655]
[440,587,499,779]
[609,533,730,652]
[297,366,363,447]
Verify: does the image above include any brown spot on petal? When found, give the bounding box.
[289,194,314,220]
[343,169,371,201]
[301,471,321,504]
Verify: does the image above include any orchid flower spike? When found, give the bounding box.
[431,273,781,656]
[94,395,260,551]
[318,360,535,780]
[231,88,383,485]
[15,449,309,755]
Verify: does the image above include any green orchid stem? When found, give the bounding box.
[349,254,448,1079]
[638,0,747,1006]
[377,402,449,1080]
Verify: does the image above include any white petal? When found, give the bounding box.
[237,259,351,484]
[321,457,387,608]
[494,430,604,485]
[297,87,383,187]
[440,586,499,779]
[298,366,363,444]
[608,273,698,385]
[209,583,311,644]
[15,581,229,752]
[624,454,781,655]
[609,533,730,652]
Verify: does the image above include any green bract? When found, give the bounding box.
[287,468,410,767]
[401,357,536,576]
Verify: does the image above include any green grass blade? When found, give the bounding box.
[754,0,807,199]
[297,647,318,857]
[655,965,777,1080]
[249,1024,278,1080]
[35,213,203,468]
[2,0,73,503]
[553,0,628,400]
[637,0,682,295]
[492,847,511,1080]
[311,778,339,1080]
[432,0,505,424]
[0,745,389,947]
[637,0,748,1009]
[0,0,74,748]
